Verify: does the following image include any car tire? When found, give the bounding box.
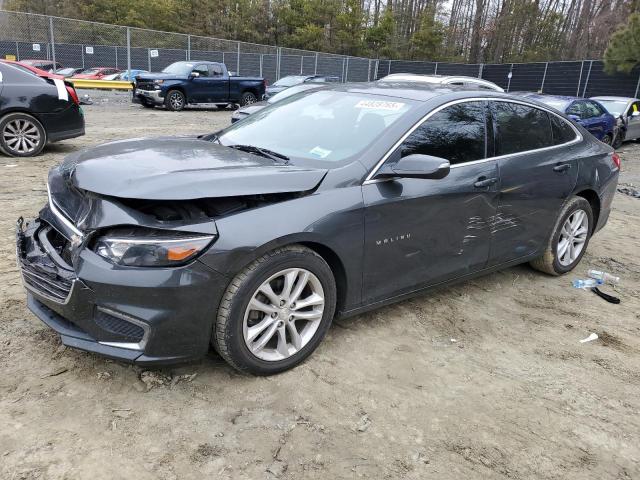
[601,133,613,146]
[165,89,186,111]
[530,196,593,276]
[213,245,336,375]
[240,91,257,106]
[612,130,624,149]
[0,112,47,157]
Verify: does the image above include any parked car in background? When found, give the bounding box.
[133,61,266,111]
[264,75,340,98]
[18,83,618,374]
[231,82,328,123]
[519,94,617,145]
[591,96,640,147]
[0,59,64,79]
[55,67,84,78]
[0,62,84,157]
[72,67,120,79]
[19,59,62,73]
[117,69,147,82]
[379,73,505,92]
[101,73,121,81]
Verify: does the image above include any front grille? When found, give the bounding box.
[136,82,155,91]
[94,309,145,342]
[21,262,73,303]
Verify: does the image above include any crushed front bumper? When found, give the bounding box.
[132,88,164,106]
[16,216,229,365]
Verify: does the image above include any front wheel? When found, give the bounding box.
[239,91,257,106]
[213,245,336,375]
[530,196,593,275]
[612,130,624,149]
[164,89,186,111]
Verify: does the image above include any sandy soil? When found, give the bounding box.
[1,91,639,480]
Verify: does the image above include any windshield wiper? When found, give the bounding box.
[228,144,290,164]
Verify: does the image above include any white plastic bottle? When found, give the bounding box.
[587,270,620,285]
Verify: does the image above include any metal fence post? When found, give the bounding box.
[540,62,548,93]
[388,60,392,75]
[434,62,438,74]
[314,52,318,74]
[259,54,263,78]
[506,64,513,92]
[276,47,282,80]
[48,16,56,66]
[367,59,371,81]
[576,60,585,96]
[300,55,304,74]
[341,57,346,82]
[237,42,240,75]
[374,59,379,80]
[115,46,118,69]
[345,57,349,82]
[81,45,85,68]
[478,63,483,78]
[187,35,191,61]
[635,71,640,98]
[126,27,131,79]
[148,48,151,72]
[581,60,593,97]
[15,41,20,61]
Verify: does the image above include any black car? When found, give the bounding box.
[17,83,618,374]
[264,74,340,99]
[0,63,84,157]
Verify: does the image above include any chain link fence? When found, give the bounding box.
[0,10,373,84]
[1,9,638,97]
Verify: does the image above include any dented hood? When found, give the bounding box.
[59,137,327,200]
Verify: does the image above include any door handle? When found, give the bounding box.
[553,163,571,173]
[474,177,498,188]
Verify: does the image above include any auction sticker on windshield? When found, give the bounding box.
[309,146,332,158]
[355,100,406,111]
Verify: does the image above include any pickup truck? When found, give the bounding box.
[132,61,266,111]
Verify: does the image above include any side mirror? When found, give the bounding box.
[568,114,581,122]
[190,71,200,78]
[376,154,451,180]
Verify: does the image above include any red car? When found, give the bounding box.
[72,67,120,79]
[19,59,62,73]
[0,59,64,79]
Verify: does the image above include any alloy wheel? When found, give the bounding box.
[2,118,41,155]
[243,268,325,362]
[557,209,589,266]
[169,92,184,110]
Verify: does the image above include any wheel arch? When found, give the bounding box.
[574,188,601,229]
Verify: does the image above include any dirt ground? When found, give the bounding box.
[1,90,639,480]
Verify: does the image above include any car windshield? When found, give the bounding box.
[219,90,415,164]
[162,62,194,76]
[595,100,627,116]
[273,76,306,87]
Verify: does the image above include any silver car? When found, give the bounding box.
[591,96,640,146]
[379,74,504,92]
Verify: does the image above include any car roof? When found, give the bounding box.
[591,96,638,102]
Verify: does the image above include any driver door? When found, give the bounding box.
[362,101,499,303]
[190,63,214,102]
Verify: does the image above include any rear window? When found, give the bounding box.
[494,102,553,155]
[550,115,577,145]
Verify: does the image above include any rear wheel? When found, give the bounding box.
[530,196,593,275]
[0,113,46,157]
[213,245,336,375]
[165,89,186,111]
[601,133,613,146]
[240,91,257,106]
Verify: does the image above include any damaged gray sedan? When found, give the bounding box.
[17,83,619,374]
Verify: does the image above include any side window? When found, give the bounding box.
[210,64,223,76]
[193,64,210,77]
[630,102,640,117]
[585,102,603,117]
[494,102,553,155]
[566,102,583,118]
[400,101,486,165]
[550,115,577,145]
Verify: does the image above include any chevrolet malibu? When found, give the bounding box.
[16,83,619,375]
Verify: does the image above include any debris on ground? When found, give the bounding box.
[617,185,640,198]
[355,413,371,432]
[139,371,171,391]
[40,366,68,378]
[579,333,599,344]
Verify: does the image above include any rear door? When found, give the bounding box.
[362,100,499,302]
[626,101,640,140]
[487,100,579,266]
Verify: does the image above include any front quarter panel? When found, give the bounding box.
[198,164,366,312]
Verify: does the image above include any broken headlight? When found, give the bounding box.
[93,229,215,267]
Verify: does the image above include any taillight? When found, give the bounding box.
[65,85,79,105]
[612,152,621,169]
